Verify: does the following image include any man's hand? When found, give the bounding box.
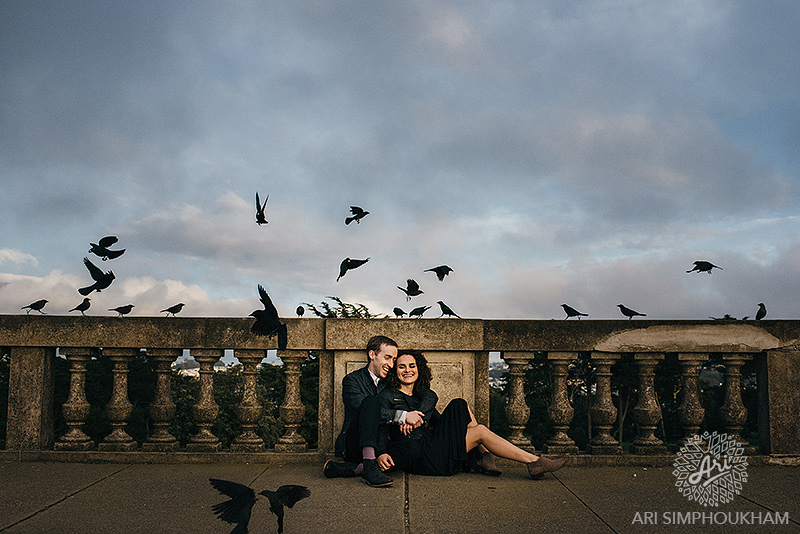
[377,453,394,471]
[405,410,424,428]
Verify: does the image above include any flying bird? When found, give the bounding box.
[261,484,311,534]
[109,304,134,317]
[161,303,185,316]
[69,298,91,316]
[425,265,453,281]
[21,299,48,314]
[209,478,310,534]
[409,305,431,318]
[561,304,588,320]
[296,305,304,317]
[437,301,461,318]
[397,279,423,301]
[250,285,287,350]
[255,192,269,225]
[617,304,646,320]
[345,206,369,225]
[337,257,369,281]
[393,307,406,318]
[687,261,722,274]
[78,257,115,295]
[89,235,125,261]
[755,303,767,321]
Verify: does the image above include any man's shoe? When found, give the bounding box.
[475,451,502,476]
[323,460,358,478]
[527,456,566,479]
[361,459,393,487]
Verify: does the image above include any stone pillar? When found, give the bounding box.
[187,349,223,452]
[142,348,180,452]
[6,347,54,451]
[231,349,266,452]
[317,350,335,455]
[676,353,706,446]
[501,352,534,450]
[630,353,668,455]
[98,348,138,451]
[588,352,622,455]
[54,348,96,451]
[275,350,307,452]
[719,353,755,454]
[544,352,579,454]
[758,350,800,455]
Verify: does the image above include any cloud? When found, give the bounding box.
[0,249,38,267]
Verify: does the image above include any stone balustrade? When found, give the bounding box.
[2,316,799,461]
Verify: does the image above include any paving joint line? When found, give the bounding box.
[552,473,619,534]
[404,472,411,534]
[735,493,800,526]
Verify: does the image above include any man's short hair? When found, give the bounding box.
[366,335,398,357]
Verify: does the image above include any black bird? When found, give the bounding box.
[89,235,125,261]
[209,478,310,534]
[255,192,268,225]
[397,279,423,301]
[250,285,287,350]
[296,305,304,317]
[393,307,406,318]
[437,300,460,318]
[617,304,646,320]
[69,297,91,316]
[78,257,115,295]
[337,257,369,281]
[161,303,185,316]
[425,265,453,281]
[261,484,311,534]
[409,305,431,318]
[345,206,369,225]
[755,303,767,321]
[687,261,722,274]
[109,304,134,317]
[21,299,48,314]
[561,304,588,320]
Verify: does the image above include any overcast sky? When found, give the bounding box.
[2,1,799,322]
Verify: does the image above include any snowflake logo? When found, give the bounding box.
[673,431,748,507]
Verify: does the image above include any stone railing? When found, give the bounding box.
[2,316,799,462]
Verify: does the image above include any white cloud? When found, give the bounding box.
[0,249,38,267]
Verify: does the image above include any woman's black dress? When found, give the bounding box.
[376,388,471,476]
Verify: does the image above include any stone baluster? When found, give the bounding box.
[587,352,622,455]
[630,353,668,455]
[544,352,579,454]
[54,347,96,451]
[719,353,755,454]
[231,349,266,452]
[187,349,223,452]
[676,353,707,446]
[501,352,534,450]
[275,350,307,452]
[142,348,181,452]
[98,348,138,451]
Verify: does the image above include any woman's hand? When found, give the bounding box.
[405,410,424,428]
[400,423,415,436]
[377,453,395,471]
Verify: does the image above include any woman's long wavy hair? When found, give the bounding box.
[389,349,432,394]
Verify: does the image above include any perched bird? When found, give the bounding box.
[337,257,369,281]
[687,261,722,274]
[345,206,369,225]
[250,285,287,350]
[409,305,431,318]
[255,192,269,225]
[425,265,453,281]
[109,304,135,317]
[89,235,126,261]
[161,303,185,316]
[296,305,304,318]
[561,304,588,320]
[69,297,91,316]
[21,299,48,314]
[209,478,310,534]
[755,303,767,321]
[393,307,406,318]
[397,279,423,301]
[437,301,460,318]
[618,304,646,320]
[78,257,115,295]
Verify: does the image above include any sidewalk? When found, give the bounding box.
[1,460,798,533]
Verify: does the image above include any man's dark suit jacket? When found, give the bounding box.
[335,365,390,458]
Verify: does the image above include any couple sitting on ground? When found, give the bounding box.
[323,335,566,486]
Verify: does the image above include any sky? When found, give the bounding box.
[2,0,800,322]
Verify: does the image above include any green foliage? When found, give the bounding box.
[303,296,386,318]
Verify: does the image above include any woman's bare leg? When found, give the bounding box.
[466,424,538,464]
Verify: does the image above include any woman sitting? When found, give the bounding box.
[376,349,566,479]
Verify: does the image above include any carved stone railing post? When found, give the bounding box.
[142,348,181,452]
[630,353,667,455]
[719,353,755,454]
[54,347,96,451]
[544,352,579,454]
[501,352,534,450]
[588,352,622,455]
[676,353,707,446]
[231,349,266,452]
[187,349,223,452]
[275,350,307,452]
[98,348,138,451]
